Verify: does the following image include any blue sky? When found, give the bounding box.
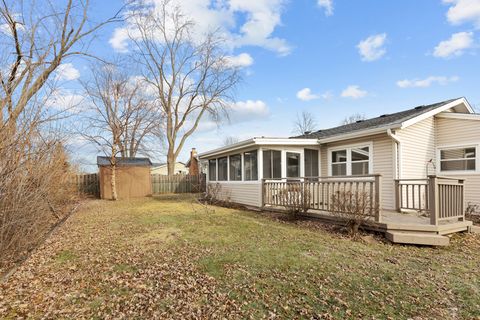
[61,0,480,167]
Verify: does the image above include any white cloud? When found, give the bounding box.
[45,90,85,113]
[433,31,474,58]
[224,53,254,68]
[317,0,334,16]
[296,88,319,101]
[321,91,333,100]
[397,75,460,88]
[357,33,387,62]
[55,63,80,81]
[110,0,291,56]
[444,0,480,28]
[229,99,269,121]
[341,85,367,99]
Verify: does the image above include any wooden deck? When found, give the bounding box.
[260,175,471,246]
[299,208,472,246]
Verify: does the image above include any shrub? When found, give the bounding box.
[278,182,311,219]
[329,190,376,238]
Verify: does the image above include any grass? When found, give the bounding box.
[1,195,479,319]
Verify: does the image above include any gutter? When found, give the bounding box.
[387,128,401,179]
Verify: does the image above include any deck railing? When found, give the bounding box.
[262,174,382,222]
[428,175,465,225]
[394,179,429,212]
[395,175,465,225]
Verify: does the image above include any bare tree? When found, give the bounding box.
[0,0,121,270]
[0,0,121,132]
[223,136,239,146]
[341,113,366,125]
[292,111,317,135]
[127,0,240,175]
[80,63,160,200]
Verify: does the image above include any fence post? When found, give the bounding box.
[428,175,438,226]
[394,179,400,212]
[374,174,382,222]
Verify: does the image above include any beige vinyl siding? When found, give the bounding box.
[208,181,262,207]
[436,117,480,206]
[397,117,436,178]
[320,133,395,209]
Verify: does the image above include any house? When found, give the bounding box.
[199,97,478,245]
[151,162,188,175]
[97,156,152,199]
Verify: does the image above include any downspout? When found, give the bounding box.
[387,128,401,179]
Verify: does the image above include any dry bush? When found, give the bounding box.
[0,129,76,271]
[330,190,376,238]
[279,182,311,219]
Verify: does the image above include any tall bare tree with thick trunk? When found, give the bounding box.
[126,0,240,175]
[80,63,160,200]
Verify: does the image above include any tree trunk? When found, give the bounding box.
[110,144,118,201]
[167,147,176,176]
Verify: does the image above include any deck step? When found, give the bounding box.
[386,231,449,246]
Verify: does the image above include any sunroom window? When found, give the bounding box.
[286,152,300,178]
[218,157,228,181]
[440,147,476,172]
[304,149,319,177]
[330,145,371,176]
[244,151,258,180]
[229,154,242,181]
[208,159,216,181]
[263,150,281,179]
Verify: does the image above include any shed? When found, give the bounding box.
[97,156,152,199]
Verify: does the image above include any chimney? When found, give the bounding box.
[189,147,199,175]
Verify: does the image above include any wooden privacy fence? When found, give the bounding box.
[72,173,100,197]
[262,174,382,222]
[151,174,206,194]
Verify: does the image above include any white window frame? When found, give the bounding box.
[262,148,283,179]
[436,143,479,175]
[328,142,373,176]
[285,151,301,178]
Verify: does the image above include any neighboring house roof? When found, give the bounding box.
[151,162,186,169]
[97,156,152,167]
[294,98,470,140]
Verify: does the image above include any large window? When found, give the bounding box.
[440,147,476,172]
[229,154,242,181]
[218,157,228,181]
[330,145,371,176]
[304,149,319,177]
[331,149,347,176]
[244,151,258,180]
[208,159,216,181]
[263,150,281,179]
[351,146,370,175]
[286,152,300,177]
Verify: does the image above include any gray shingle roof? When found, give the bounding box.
[293,98,459,140]
[97,156,152,167]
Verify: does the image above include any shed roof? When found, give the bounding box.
[97,156,152,167]
[293,98,460,140]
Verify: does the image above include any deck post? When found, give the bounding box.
[374,174,382,223]
[428,175,438,226]
[394,179,400,212]
[261,179,265,209]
